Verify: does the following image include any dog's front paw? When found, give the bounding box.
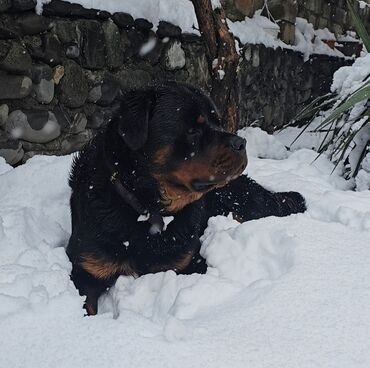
[274,191,306,216]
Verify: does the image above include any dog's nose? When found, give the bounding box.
[229,136,246,152]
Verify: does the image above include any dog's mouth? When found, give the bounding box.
[191,158,248,193]
[191,180,218,192]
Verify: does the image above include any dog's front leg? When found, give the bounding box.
[127,202,206,274]
[205,175,306,222]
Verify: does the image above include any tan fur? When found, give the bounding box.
[158,179,204,213]
[153,146,172,165]
[153,145,245,213]
[81,254,137,280]
[148,252,195,273]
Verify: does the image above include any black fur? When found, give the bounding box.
[67,82,306,315]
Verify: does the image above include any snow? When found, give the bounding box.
[331,53,370,96]
[358,0,370,9]
[228,13,344,61]
[37,0,348,59]
[314,27,336,41]
[1,127,370,367]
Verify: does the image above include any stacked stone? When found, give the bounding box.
[0,0,208,165]
[297,0,370,36]
[237,44,352,132]
[0,0,353,165]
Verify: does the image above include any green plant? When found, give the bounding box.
[285,0,370,189]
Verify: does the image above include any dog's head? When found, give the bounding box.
[115,82,247,213]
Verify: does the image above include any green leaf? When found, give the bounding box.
[280,93,335,130]
[315,84,370,130]
[346,0,370,52]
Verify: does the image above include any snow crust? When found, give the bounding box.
[1,127,370,368]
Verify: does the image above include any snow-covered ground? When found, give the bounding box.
[1,127,370,368]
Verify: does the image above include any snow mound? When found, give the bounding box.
[331,53,370,96]
[108,215,296,324]
[238,126,288,159]
[0,155,83,318]
[1,127,370,367]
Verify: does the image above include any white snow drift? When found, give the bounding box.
[1,127,370,368]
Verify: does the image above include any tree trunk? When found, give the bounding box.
[191,0,239,132]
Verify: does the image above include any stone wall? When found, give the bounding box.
[0,0,352,165]
[224,0,370,44]
[297,0,370,36]
[237,44,351,131]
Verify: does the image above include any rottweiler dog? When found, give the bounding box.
[67,82,306,315]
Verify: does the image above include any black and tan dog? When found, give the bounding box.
[67,82,306,315]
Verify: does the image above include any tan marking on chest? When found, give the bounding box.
[81,254,137,279]
[158,180,203,213]
[148,251,195,274]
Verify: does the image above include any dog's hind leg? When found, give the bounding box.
[70,266,115,316]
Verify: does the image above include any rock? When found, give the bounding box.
[42,0,107,19]
[121,31,131,60]
[87,109,105,129]
[52,105,70,132]
[0,136,24,165]
[163,41,186,70]
[102,21,123,69]
[68,112,87,134]
[66,44,80,59]
[88,73,120,106]
[0,17,20,39]
[0,25,19,39]
[42,0,78,17]
[61,129,94,153]
[0,41,32,73]
[0,74,32,99]
[22,150,59,163]
[11,0,36,11]
[156,21,181,38]
[78,20,105,69]
[181,33,201,43]
[221,0,264,20]
[53,65,64,84]
[140,36,163,65]
[21,136,63,152]
[31,64,54,103]
[125,29,146,58]
[112,12,134,29]
[28,33,64,66]
[6,110,61,143]
[53,20,79,44]
[88,85,102,103]
[134,18,153,32]
[31,63,53,83]
[0,104,9,127]
[115,68,151,91]
[85,101,120,131]
[58,60,88,108]
[17,13,51,35]
[0,0,11,12]
[97,11,111,20]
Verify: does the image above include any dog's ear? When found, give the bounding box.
[117,90,155,151]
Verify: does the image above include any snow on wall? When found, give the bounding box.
[37,0,348,59]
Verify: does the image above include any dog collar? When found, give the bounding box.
[103,141,165,233]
